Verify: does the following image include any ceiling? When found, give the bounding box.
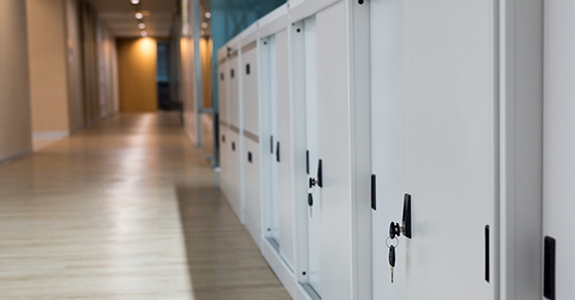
[85,0,179,38]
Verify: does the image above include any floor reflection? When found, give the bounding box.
[0,112,286,299]
[176,185,290,300]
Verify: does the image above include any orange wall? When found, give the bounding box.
[200,37,213,108]
[26,0,71,134]
[117,38,157,112]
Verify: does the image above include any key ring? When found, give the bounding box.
[385,236,399,249]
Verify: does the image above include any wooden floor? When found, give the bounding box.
[0,113,290,300]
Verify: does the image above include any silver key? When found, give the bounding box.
[388,245,396,283]
[308,193,313,218]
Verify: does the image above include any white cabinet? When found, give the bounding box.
[228,54,240,130]
[369,0,407,298]
[260,34,280,247]
[241,42,261,245]
[213,0,555,299]
[243,137,261,244]
[371,1,498,299]
[403,3,496,299]
[226,49,244,221]
[315,3,355,299]
[275,29,296,269]
[370,1,546,300]
[544,1,575,299]
[216,0,371,300]
[291,15,322,298]
[217,50,230,199]
[241,44,259,137]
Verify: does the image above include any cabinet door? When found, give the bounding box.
[303,16,322,297]
[228,55,240,129]
[260,35,280,246]
[242,46,259,137]
[402,2,497,299]
[242,45,261,242]
[218,59,230,197]
[316,2,354,299]
[543,1,575,299]
[275,29,295,268]
[370,0,407,298]
[227,54,243,221]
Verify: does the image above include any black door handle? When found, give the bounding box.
[276,141,280,162]
[485,225,490,282]
[544,236,556,300]
[402,194,412,238]
[306,150,310,174]
[317,159,323,188]
[390,194,412,239]
[371,174,376,210]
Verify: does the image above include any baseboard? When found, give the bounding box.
[262,240,308,299]
[32,131,69,140]
[298,283,319,300]
[0,147,32,166]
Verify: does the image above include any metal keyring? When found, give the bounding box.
[385,236,400,249]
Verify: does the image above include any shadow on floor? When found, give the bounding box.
[175,185,291,300]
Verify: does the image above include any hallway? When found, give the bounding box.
[0,113,289,299]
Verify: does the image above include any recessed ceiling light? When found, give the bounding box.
[140,31,148,37]
[201,22,208,29]
[131,0,140,4]
[205,12,211,19]
[135,12,144,19]
[138,23,146,29]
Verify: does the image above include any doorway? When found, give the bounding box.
[156,41,171,110]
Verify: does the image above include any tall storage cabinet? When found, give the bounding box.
[240,43,261,246]
[226,41,243,221]
[257,6,298,295]
[216,0,549,300]
[370,1,544,300]
[217,48,230,200]
[544,1,575,299]
[402,2,496,297]
[217,1,371,299]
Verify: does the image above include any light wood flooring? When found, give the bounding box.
[0,113,290,300]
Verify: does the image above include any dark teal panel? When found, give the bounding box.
[211,0,286,53]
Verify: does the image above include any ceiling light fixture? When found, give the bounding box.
[131,0,140,4]
[140,31,148,37]
[205,12,211,19]
[201,22,208,29]
[138,23,146,29]
[135,12,144,19]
